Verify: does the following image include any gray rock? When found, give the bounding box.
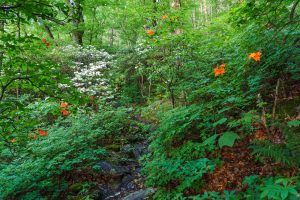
[96,161,130,177]
[132,142,148,159]
[93,186,114,200]
[122,189,153,200]
[118,175,136,191]
[120,144,135,157]
[120,142,149,159]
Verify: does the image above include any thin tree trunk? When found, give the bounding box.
[199,0,203,24]
[192,0,197,28]
[140,75,144,97]
[38,18,55,39]
[16,12,21,99]
[110,27,114,47]
[44,25,54,39]
[89,7,97,45]
[272,79,281,119]
[148,78,152,98]
[0,17,4,74]
[65,0,84,45]
[203,0,208,23]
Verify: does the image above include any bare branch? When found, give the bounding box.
[290,1,300,22]
[0,4,22,10]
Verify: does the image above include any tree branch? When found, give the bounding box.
[0,4,22,10]
[33,13,66,25]
[290,1,300,22]
[0,76,30,101]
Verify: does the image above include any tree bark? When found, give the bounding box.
[38,18,54,39]
[110,27,115,47]
[65,0,84,45]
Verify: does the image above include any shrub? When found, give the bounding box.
[0,106,133,199]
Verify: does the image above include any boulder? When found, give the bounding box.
[118,174,136,192]
[96,161,130,177]
[122,188,154,200]
[93,186,114,200]
[132,143,147,159]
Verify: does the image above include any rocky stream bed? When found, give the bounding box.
[95,141,153,200]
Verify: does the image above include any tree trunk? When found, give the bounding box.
[202,0,208,23]
[44,25,54,39]
[0,18,4,68]
[89,7,97,45]
[38,18,55,39]
[110,27,114,47]
[65,0,84,45]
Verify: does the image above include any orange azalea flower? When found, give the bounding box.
[60,102,69,109]
[146,29,155,36]
[219,63,225,69]
[89,95,95,101]
[162,15,168,20]
[37,129,48,137]
[61,109,70,117]
[248,52,261,61]
[10,138,16,143]
[42,38,51,48]
[214,63,226,77]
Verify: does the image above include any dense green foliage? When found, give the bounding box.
[0,0,299,199]
[0,105,141,199]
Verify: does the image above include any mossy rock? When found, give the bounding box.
[105,143,121,151]
[66,195,91,200]
[69,183,84,193]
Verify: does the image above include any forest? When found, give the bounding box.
[0,0,299,199]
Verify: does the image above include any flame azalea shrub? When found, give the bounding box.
[13,98,66,133]
[162,15,168,20]
[146,29,155,36]
[60,102,71,117]
[0,34,74,150]
[248,52,262,61]
[214,63,226,77]
[228,0,300,169]
[0,97,68,151]
[42,38,51,48]
[0,106,137,199]
[140,1,300,198]
[141,89,255,199]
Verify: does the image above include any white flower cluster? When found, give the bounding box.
[72,60,112,95]
[57,45,114,97]
[59,45,113,66]
[135,43,151,55]
[58,83,71,89]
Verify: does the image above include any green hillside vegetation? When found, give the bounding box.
[0,0,299,199]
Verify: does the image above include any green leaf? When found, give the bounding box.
[213,118,227,127]
[203,134,217,146]
[218,132,240,148]
[287,187,299,196]
[287,120,300,127]
[281,190,288,200]
[260,189,269,199]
